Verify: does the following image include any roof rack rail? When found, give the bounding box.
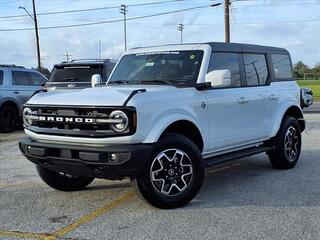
[69,58,111,62]
[0,64,25,68]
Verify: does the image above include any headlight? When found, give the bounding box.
[109,110,129,132]
[23,107,33,126]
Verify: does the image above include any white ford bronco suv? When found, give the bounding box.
[19,42,305,209]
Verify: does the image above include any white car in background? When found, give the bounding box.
[300,87,313,109]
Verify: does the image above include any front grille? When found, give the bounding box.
[24,105,136,138]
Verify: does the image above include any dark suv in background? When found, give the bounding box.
[46,59,116,91]
[0,64,47,132]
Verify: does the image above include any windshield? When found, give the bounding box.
[108,50,204,87]
[49,64,103,83]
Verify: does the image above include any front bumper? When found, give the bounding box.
[19,136,153,180]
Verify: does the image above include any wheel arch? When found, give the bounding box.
[271,103,305,137]
[160,120,204,152]
[142,116,205,152]
[0,98,20,115]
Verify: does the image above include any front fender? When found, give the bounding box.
[142,113,203,144]
[270,100,303,137]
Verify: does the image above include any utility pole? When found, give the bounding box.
[224,0,230,43]
[32,0,41,69]
[19,1,41,69]
[64,51,71,62]
[178,23,184,44]
[120,4,128,51]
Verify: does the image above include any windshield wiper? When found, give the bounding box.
[108,80,128,85]
[141,79,175,86]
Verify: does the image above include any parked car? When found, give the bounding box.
[300,87,313,109]
[0,64,47,132]
[19,42,305,209]
[46,59,116,91]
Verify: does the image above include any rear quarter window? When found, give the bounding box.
[27,72,47,86]
[271,54,293,80]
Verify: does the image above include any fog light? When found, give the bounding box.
[108,152,129,163]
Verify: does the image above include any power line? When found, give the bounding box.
[3,17,319,32]
[0,0,21,4]
[231,0,317,2]
[0,0,188,19]
[1,6,120,19]
[0,4,221,32]
[128,18,320,26]
[231,0,319,7]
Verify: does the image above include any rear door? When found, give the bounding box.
[11,70,36,107]
[204,51,276,154]
[240,53,275,140]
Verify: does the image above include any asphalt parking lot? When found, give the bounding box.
[1,114,320,240]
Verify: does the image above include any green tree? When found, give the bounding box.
[313,62,320,79]
[293,61,310,79]
[32,67,51,79]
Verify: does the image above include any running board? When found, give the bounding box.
[204,145,275,167]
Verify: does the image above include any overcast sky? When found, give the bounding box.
[0,0,319,69]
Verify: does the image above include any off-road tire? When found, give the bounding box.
[134,133,204,209]
[0,105,18,133]
[268,116,302,169]
[36,165,94,191]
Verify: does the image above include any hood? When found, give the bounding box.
[27,85,175,106]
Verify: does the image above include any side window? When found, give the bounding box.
[271,54,293,79]
[12,71,29,86]
[0,70,3,85]
[243,54,268,86]
[27,72,47,86]
[208,52,241,87]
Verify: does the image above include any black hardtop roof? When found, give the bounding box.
[207,42,289,54]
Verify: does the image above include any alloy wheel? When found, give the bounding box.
[284,126,299,162]
[150,148,193,196]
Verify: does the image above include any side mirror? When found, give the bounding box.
[205,70,231,88]
[91,74,102,88]
[40,82,47,90]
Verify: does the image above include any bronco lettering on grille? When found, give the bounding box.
[38,116,95,123]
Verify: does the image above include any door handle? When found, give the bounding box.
[269,94,277,100]
[13,91,19,94]
[237,97,248,104]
